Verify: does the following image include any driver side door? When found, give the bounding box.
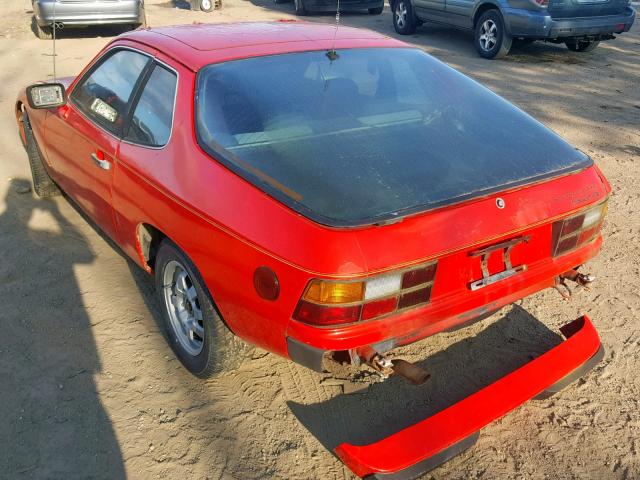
[45,48,152,240]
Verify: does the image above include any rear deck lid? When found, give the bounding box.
[195,47,591,227]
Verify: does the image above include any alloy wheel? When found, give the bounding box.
[395,2,407,29]
[479,19,497,51]
[162,260,205,356]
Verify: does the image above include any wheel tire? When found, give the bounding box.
[32,17,53,40]
[294,0,307,15]
[369,6,384,14]
[474,10,512,59]
[155,240,251,378]
[22,114,60,198]
[198,0,215,12]
[393,0,416,35]
[565,40,600,52]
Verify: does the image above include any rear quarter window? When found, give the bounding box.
[125,65,177,147]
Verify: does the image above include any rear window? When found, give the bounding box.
[195,48,590,227]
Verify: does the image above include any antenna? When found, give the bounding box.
[326,0,340,61]
[52,0,57,81]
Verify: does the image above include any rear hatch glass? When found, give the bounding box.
[195,48,591,227]
[548,0,628,18]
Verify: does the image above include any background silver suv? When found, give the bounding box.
[32,0,146,39]
[391,0,635,58]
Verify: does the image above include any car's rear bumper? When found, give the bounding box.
[505,6,636,38]
[34,0,143,26]
[335,314,603,479]
[286,236,602,367]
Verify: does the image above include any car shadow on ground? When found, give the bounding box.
[287,305,563,454]
[0,179,125,478]
[157,0,193,9]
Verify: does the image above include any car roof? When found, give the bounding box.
[119,21,408,70]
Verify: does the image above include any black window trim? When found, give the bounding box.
[122,62,179,150]
[69,45,179,150]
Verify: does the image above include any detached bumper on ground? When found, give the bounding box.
[335,315,603,479]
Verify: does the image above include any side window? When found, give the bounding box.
[125,65,177,147]
[72,49,150,135]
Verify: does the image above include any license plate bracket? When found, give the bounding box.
[469,236,530,291]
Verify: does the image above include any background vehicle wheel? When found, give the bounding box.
[294,0,307,15]
[565,40,599,52]
[22,114,60,197]
[155,240,251,378]
[393,0,416,35]
[368,6,384,14]
[200,0,215,11]
[31,17,53,40]
[474,10,512,59]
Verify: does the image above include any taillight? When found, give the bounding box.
[532,0,548,6]
[552,201,607,257]
[293,262,437,326]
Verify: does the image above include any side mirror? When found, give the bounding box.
[26,83,67,109]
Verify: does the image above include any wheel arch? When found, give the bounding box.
[15,100,27,147]
[472,2,504,30]
[389,0,416,14]
[136,222,167,274]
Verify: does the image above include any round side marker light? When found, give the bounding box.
[254,266,280,301]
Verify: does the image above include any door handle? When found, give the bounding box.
[90,153,111,171]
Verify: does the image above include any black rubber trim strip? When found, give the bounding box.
[366,431,480,480]
[534,344,605,400]
[286,337,327,372]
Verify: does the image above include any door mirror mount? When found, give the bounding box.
[26,83,67,109]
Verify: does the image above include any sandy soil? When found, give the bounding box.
[1,0,639,478]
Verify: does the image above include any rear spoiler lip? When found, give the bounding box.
[334,315,603,479]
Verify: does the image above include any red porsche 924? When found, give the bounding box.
[16,22,608,479]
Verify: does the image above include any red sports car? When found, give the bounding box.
[16,22,609,478]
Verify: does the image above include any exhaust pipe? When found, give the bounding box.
[358,346,430,385]
[391,359,431,385]
[554,267,595,300]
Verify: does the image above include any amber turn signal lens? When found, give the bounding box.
[303,280,364,304]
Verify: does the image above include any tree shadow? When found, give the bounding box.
[0,179,125,478]
[287,305,563,453]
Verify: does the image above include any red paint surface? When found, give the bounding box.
[16,22,610,359]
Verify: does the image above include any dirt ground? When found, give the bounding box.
[1,0,639,478]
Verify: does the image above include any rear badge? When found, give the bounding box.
[496,197,505,209]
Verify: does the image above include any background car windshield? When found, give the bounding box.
[196,48,591,226]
